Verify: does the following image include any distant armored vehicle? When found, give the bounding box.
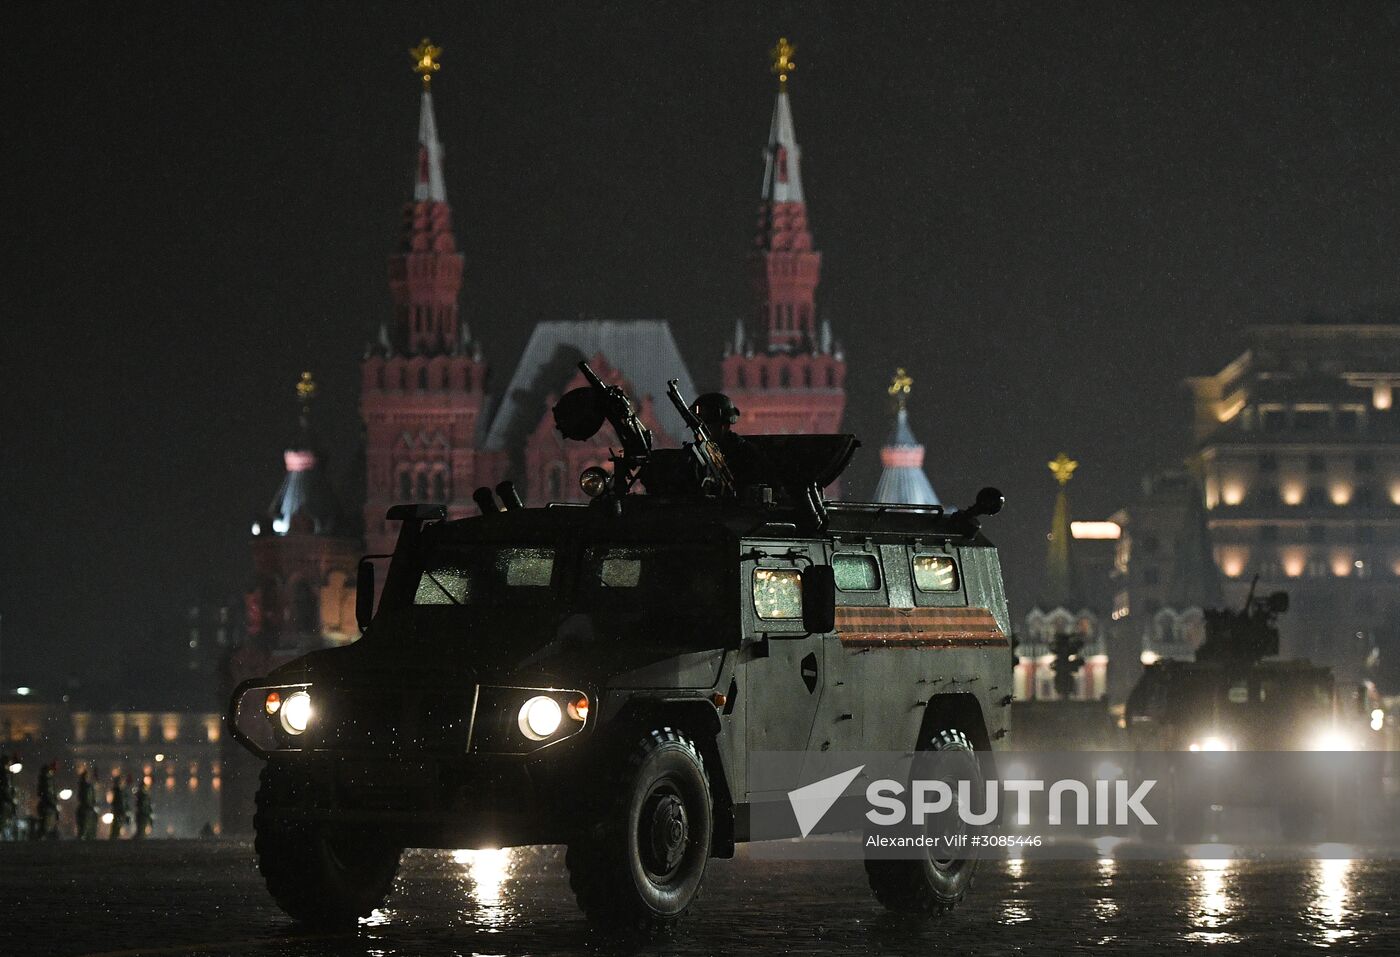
[1126,582,1375,839]
[230,363,1013,934]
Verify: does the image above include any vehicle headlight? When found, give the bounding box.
[1310,728,1354,752]
[518,695,563,741]
[279,690,313,735]
[1189,735,1232,752]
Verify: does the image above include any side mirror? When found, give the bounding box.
[802,565,837,634]
[355,559,376,633]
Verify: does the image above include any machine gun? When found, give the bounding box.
[552,361,653,496]
[665,379,737,499]
[1195,575,1287,666]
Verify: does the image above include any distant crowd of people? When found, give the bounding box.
[0,752,153,840]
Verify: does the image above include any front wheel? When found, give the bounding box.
[865,728,981,914]
[566,728,713,937]
[253,763,402,927]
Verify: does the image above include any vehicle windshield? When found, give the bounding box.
[581,543,726,611]
[414,545,557,606]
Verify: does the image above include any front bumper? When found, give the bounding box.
[258,750,577,847]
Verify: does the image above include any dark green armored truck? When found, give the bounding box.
[228,365,1013,934]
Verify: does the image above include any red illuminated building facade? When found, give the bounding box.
[237,41,849,677]
[359,41,846,558]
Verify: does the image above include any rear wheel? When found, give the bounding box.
[865,728,981,914]
[253,763,402,927]
[566,728,713,938]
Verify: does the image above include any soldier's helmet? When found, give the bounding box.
[691,392,741,429]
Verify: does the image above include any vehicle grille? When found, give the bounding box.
[312,686,477,755]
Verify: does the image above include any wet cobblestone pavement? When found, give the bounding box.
[2,841,1397,956]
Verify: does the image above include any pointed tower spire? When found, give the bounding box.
[387,38,464,356]
[1043,452,1080,606]
[762,38,804,204]
[410,39,447,202]
[874,369,940,506]
[264,372,345,537]
[753,37,820,352]
[414,90,448,202]
[722,38,844,438]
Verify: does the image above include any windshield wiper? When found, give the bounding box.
[423,571,462,605]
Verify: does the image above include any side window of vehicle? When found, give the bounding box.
[910,551,966,606]
[752,568,803,620]
[913,555,959,592]
[832,553,880,591]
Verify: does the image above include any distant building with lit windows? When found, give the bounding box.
[1187,316,1400,683]
[1104,469,1223,704]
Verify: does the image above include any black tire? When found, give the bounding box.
[253,763,402,927]
[566,728,713,938]
[864,728,981,915]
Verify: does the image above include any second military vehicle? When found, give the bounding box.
[229,363,1013,934]
[1126,582,1375,839]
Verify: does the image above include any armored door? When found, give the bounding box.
[741,544,828,802]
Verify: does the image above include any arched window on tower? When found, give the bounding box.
[418,367,430,391]
[416,472,430,501]
[398,470,412,501]
[431,471,447,502]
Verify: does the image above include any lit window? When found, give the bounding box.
[913,555,959,592]
[753,569,802,620]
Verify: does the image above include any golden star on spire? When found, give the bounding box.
[1048,452,1079,487]
[770,37,796,87]
[888,368,913,410]
[296,371,318,410]
[411,38,443,90]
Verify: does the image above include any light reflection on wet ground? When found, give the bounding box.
[2,840,1395,956]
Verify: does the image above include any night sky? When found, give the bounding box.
[6,2,1400,691]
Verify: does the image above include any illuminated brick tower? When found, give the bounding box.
[360,41,501,555]
[722,39,846,436]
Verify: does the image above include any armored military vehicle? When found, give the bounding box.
[1126,586,1335,752]
[229,363,1013,934]
[1126,583,1375,839]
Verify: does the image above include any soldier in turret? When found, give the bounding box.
[690,391,781,493]
[134,778,153,839]
[75,767,98,840]
[108,771,129,840]
[35,762,59,839]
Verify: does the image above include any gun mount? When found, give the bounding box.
[551,362,862,529]
[1194,576,1288,667]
